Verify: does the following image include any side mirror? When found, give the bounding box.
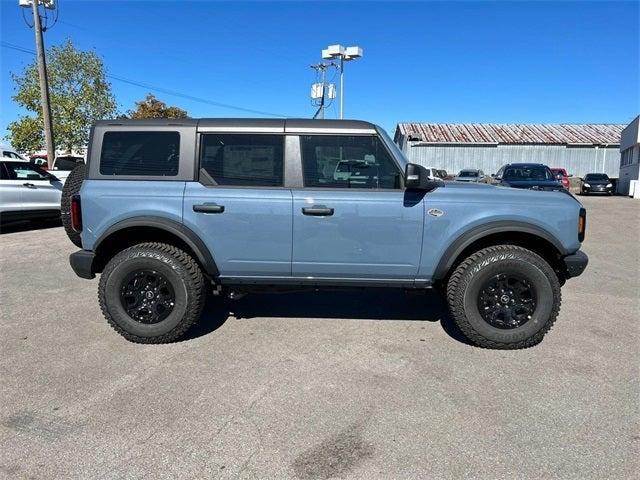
[405,163,439,191]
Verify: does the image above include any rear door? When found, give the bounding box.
[183,132,293,278]
[291,134,424,281]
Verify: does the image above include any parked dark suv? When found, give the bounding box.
[494,163,565,192]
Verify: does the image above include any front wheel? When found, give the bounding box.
[446,245,561,349]
[98,242,205,343]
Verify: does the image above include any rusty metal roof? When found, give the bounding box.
[395,123,624,146]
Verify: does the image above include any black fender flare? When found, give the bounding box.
[94,216,219,276]
[433,221,567,281]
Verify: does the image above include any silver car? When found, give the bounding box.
[0,160,63,222]
[455,169,486,183]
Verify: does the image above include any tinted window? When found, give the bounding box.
[100,132,180,176]
[301,135,401,189]
[200,134,284,187]
[459,171,478,177]
[584,174,608,181]
[503,166,554,181]
[3,161,50,180]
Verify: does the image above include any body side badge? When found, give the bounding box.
[428,208,444,217]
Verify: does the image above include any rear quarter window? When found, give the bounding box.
[99,131,180,176]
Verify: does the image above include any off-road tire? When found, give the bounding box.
[60,164,86,247]
[98,242,205,343]
[446,245,561,349]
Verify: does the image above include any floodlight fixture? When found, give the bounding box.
[19,0,56,9]
[320,44,363,119]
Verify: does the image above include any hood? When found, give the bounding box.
[440,179,581,205]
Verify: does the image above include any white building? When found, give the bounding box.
[394,123,625,179]
[618,115,640,196]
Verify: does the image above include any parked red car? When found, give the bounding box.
[550,167,570,189]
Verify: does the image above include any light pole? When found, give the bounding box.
[322,44,363,119]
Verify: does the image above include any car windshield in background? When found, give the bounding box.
[503,166,554,181]
[55,157,83,171]
[459,171,478,177]
[584,174,608,181]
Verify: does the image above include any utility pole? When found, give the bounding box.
[339,55,344,120]
[23,0,56,168]
[310,63,336,119]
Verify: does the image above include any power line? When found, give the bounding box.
[2,41,289,118]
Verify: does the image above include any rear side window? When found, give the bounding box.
[199,134,284,187]
[100,131,180,176]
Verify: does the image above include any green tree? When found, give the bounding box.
[127,94,188,119]
[6,39,117,156]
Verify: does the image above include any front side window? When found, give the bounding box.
[199,134,284,187]
[100,131,180,176]
[301,135,401,189]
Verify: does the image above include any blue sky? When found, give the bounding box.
[1,0,639,140]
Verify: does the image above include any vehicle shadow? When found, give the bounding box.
[184,288,472,346]
[0,217,62,234]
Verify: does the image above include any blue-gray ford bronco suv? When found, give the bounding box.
[63,119,588,349]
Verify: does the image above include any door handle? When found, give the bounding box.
[23,183,36,188]
[193,203,225,214]
[302,207,334,216]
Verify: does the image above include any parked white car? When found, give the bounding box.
[0,160,63,223]
[1,146,28,162]
[422,167,441,180]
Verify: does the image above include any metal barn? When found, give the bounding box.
[394,123,625,178]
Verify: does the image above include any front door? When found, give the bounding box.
[182,133,292,278]
[292,134,424,280]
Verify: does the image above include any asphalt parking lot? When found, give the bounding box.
[1,196,638,479]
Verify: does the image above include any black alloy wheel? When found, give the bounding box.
[120,269,176,324]
[477,273,537,329]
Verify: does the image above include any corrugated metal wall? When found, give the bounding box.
[402,143,621,178]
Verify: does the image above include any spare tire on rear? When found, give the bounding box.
[61,164,86,248]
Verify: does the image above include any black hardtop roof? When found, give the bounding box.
[94,118,377,130]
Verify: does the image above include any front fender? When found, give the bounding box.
[430,220,567,281]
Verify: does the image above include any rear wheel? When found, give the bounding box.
[60,164,86,247]
[98,242,205,343]
[446,245,561,349]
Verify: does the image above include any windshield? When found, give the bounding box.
[458,171,478,177]
[503,166,554,181]
[377,126,408,169]
[54,157,84,171]
[584,174,608,181]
